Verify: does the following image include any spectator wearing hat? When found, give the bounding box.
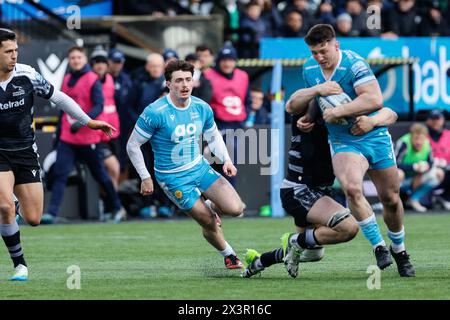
[162,48,179,66]
[90,46,121,193]
[185,53,212,103]
[44,46,126,224]
[204,45,251,186]
[335,12,353,36]
[426,109,450,210]
[108,48,133,174]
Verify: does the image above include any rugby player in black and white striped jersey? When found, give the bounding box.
[0,28,114,281]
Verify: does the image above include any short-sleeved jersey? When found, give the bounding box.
[135,95,215,173]
[0,63,54,150]
[303,49,387,142]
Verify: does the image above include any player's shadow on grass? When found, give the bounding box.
[200,264,243,278]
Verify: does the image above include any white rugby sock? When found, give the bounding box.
[219,241,235,257]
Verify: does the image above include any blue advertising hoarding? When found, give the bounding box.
[1,0,112,19]
[260,37,450,115]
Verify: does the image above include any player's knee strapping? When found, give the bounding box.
[326,208,351,229]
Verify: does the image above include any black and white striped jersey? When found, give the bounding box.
[285,114,335,188]
[0,63,54,150]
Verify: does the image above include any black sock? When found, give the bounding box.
[297,229,320,249]
[2,231,27,268]
[296,232,308,248]
[260,248,284,268]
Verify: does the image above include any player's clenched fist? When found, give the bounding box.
[141,177,154,195]
[315,81,343,97]
[223,160,237,177]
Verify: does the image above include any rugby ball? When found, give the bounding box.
[318,93,352,125]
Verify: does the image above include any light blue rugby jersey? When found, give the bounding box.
[303,49,387,141]
[135,95,215,173]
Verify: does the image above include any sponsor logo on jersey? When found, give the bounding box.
[11,84,25,97]
[190,112,200,120]
[0,98,25,110]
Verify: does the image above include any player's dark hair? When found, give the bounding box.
[195,45,213,54]
[68,45,86,56]
[0,28,16,47]
[164,60,194,81]
[304,24,336,46]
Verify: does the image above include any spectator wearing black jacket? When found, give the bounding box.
[418,3,449,36]
[383,0,421,36]
[278,9,307,37]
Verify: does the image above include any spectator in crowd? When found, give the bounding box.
[129,53,166,123]
[91,47,121,193]
[344,0,370,36]
[180,0,215,15]
[282,0,316,31]
[108,48,133,174]
[239,1,271,58]
[383,0,421,37]
[315,0,336,26]
[395,123,445,212]
[335,12,354,36]
[43,46,126,224]
[244,87,270,128]
[185,53,213,103]
[257,0,284,34]
[210,0,243,44]
[162,48,179,66]
[278,9,307,37]
[117,0,187,16]
[204,45,251,186]
[426,109,450,210]
[418,2,449,36]
[196,45,215,71]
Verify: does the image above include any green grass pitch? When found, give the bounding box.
[1,214,449,299]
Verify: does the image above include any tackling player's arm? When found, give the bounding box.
[350,107,398,136]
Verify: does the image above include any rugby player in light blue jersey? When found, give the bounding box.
[284,24,415,277]
[127,60,245,270]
